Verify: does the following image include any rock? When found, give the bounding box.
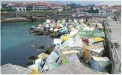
[29,28,35,34]
[1,17,30,23]
[27,56,38,64]
[50,33,57,38]
[45,45,55,54]
[38,45,44,49]
[1,64,32,74]
[42,60,97,74]
[44,31,50,36]
[36,30,44,36]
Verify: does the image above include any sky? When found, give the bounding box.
[1,0,121,6]
[48,1,121,5]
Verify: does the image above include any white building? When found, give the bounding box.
[12,6,26,11]
[32,2,52,10]
[7,2,51,11]
[57,8,63,12]
[33,5,49,10]
[7,2,26,11]
[99,10,106,15]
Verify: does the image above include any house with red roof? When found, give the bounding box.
[51,4,63,10]
[50,4,68,12]
[7,2,52,11]
[6,2,69,11]
[32,2,52,10]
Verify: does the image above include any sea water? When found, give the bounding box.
[1,21,53,66]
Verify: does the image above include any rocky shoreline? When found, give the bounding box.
[1,17,31,23]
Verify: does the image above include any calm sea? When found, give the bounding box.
[1,21,53,66]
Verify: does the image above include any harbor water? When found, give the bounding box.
[1,21,53,66]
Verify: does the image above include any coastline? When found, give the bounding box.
[1,17,31,23]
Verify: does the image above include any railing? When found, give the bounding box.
[103,19,121,74]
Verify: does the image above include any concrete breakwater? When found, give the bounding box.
[1,18,114,74]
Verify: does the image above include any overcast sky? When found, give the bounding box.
[1,0,121,6]
[48,1,121,5]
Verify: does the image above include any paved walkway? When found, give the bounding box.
[107,17,121,59]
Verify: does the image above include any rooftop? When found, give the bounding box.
[7,2,67,7]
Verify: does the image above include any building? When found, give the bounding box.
[51,4,64,12]
[32,2,52,10]
[65,6,71,9]
[51,4,63,9]
[99,5,108,9]
[111,5,121,12]
[7,2,26,11]
[6,2,52,11]
[98,9,107,17]
[3,2,70,12]
[86,6,99,13]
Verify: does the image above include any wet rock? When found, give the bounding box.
[57,32,62,37]
[44,31,50,36]
[29,28,35,34]
[38,45,44,49]
[27,56,38,64]
[36,30,44,36]
[45,45,55,54]
[50,32,57,38]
